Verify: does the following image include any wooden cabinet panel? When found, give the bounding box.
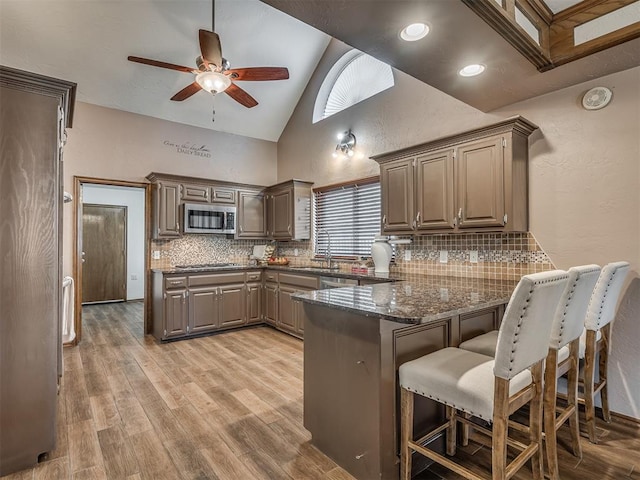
[181,184,209,202]
[237,190,266,238]
[457,135,505,228]
[164,290,188,338]
[246,283,262,324]
[416,149,455,231]
[380,158,414,233]
[264,283,278,325]
[278,286,296,331]
[272,189,292,239]
[219,284,246,328]
[374,117,537,234]
[457,307,501,345]
[156,181,180,238]
[211,187,236,204]
[188,287,219,334]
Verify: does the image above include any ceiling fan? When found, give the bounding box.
[127,2,289,109]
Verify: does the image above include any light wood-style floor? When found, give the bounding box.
[2,302,638,480]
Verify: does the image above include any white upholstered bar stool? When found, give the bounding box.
[580,261,630,443]
[399,270,569,480]
[458,265,601,480]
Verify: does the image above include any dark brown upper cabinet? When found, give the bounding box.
[374,116,538,235]
[265,180,313,241]
[154,180,181,238]
[236,189,266,238]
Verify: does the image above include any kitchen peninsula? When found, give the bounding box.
[296,277,516,480]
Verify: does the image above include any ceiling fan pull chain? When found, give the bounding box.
[211,97,216,123]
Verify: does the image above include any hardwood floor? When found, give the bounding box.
[2,302,638,479]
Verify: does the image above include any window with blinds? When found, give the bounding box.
[314,178,381,258]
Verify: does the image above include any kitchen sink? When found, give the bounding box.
[288,266,341,273]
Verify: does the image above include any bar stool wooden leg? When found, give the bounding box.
[530,362,544,480]
[584,330,598,443]
[544,350,560,480]
[567,341,582,458]
[460,412,471,447]
[599,324,611,423]
[446,406,457,456]
[492,378,509,480]
[400,388,413,480]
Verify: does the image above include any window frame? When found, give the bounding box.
[313,176,381,260]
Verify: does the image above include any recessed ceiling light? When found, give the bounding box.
[400,23,430,42]
[458,64,486,77]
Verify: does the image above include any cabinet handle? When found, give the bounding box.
[239,225,244,233]
[356,360,364,364]
[287,224,291,234]
[458,208,462,219]
[355,453,367,460]
[176,222,180,231]
[416,212,421,224]
[382,214,387,226]
[169,281,182,285]
[412,220,416,229]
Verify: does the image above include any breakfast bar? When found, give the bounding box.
[295,276,516,480]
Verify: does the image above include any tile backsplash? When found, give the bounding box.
[151,232,555,281]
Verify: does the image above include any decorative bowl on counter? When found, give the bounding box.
[267,257,289,266]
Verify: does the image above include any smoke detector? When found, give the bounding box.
[582,87,612,110]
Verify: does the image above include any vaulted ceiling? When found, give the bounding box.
[1,0,638,141]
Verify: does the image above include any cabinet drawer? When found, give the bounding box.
[165,277,187,289]
[211,187,236,204]
[246,271,262,282]
[264,271,279,283]
[188,272,246,287]
[181,184,210,202]
[279,273,318,289]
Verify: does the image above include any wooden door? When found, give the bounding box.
[380,158,415,233]
[416,149,455,231]
[456,135,505,228]
[82,204,126,303]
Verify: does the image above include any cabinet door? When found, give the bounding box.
[237,190,266,238]
[188,287,219,334]
[246,283,262,324]
[456,135,505,228]
[211,187,236,204]
[416,149,455,230]
[272,189,293,239]
[156,181,181,237]
[278,286,297,331]
[264,283,278,325]
[380,158,414,233]
[164,290,188,338]
[181,184,209,202]
[219,284,246,328]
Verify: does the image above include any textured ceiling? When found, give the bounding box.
[0,0,330,142]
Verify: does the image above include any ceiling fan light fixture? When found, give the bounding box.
[196,71,231,93]
[459,64,486,77]
[400,23,429,41]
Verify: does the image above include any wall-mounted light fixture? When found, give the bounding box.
[332,130,357,159]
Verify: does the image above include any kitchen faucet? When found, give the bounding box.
[318,228,332,269]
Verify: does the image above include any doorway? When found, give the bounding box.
[82,204,127,303]
[73,177,151,345]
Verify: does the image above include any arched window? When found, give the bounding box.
[313,50,394,123]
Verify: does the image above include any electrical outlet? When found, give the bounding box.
[439,250,448,263]
[404,249,412,261]
[440,288,449,301]
[294,248,299,257]
[131,274,137,281]
[152,250,160,260]
[470,251,478,263]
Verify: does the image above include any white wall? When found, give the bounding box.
[82,184,146,300]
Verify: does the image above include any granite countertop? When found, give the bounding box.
[294,276,517,325]
[153,264,397,283]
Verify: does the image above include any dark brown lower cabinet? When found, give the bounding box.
[303,302,505,480]
[277,286,297,332]
[152,270,261,341]
[264,283,278,326]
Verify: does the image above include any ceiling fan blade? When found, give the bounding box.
[224,83,258,108]
[170,82,203,101]
[128,56,194,73]
[227,67,290,81]
[199,29,223,69]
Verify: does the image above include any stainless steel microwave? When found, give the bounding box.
[183,203,236,234]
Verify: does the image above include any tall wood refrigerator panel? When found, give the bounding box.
[0,66,75,476]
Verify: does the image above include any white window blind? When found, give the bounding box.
[314,179,381,258]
